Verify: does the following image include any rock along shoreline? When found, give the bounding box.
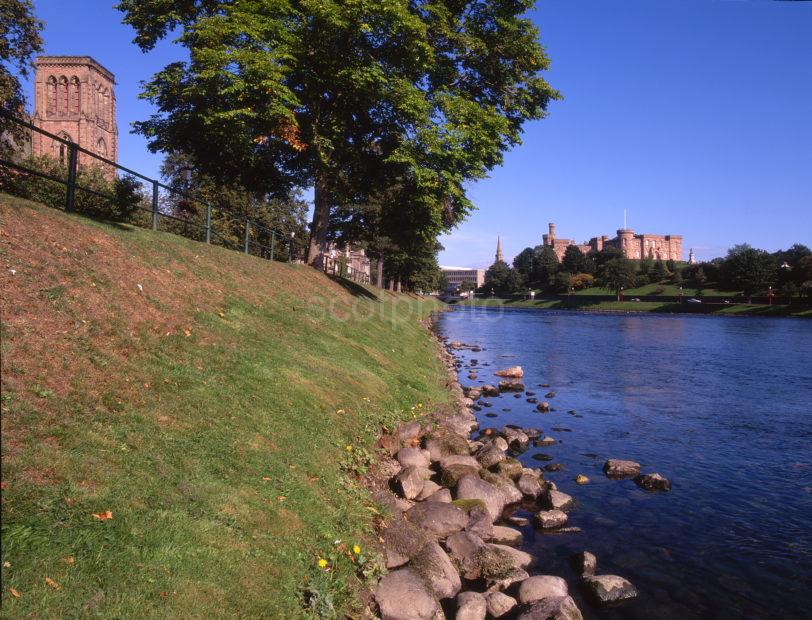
[364,311,670,620]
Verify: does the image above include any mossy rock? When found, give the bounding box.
[440,463,479,487]
[473,545,517,580]
[493,458,523,481]
[424,430,470,459]
[451,498,488,514]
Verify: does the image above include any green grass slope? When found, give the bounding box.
[0,194,449,617]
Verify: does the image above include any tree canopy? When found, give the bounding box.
[117,0,560,265]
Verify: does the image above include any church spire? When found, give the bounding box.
[495,236,504,263]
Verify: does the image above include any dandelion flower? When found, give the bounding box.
[318,558,328,569]
[353,545,361,554]
[346,445,353,452]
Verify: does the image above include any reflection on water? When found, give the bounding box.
[437,307,812,619]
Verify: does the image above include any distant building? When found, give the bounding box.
[541,222,683,262]
[320,242,371,281]
[441,266,485,290]
[688,248,697,264]
[31,56,118,168]
[495,235,504,263]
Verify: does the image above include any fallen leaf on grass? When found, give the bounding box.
[276,496,286,502]
[9,587,20,598]
[61,556,75,565]
[44,577,61,589]
[0,481,7,490]
[184,329,192,337]
[261,477,271,481]
[92,510,113,521]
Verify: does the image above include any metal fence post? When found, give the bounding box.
[151,180,159,230]
[206,204,212,244]
[65,143,78,212]
[270,230,275,261]
[244,219,250,254]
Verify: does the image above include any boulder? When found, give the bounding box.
[382,518,430,568]
[488,543,533,569]
[495,458,524,481]
[373,489,414,516]
[375,568,439,620]
[456,476,505,521]
[467,372,478,380]
[487,567,530,592]
[515,596,583,620]
[517,575,569,605]
[456,591,487,620]
[471,543,522,582]
[488,526,524,547]
[499,379,525,392]
[507,515,530,527]
[482,472,523,506]
[537,402,550,412]
[581,575,638,605]
[398,421,424,444]
[492,436,509,452]
[534,510,568,529]
[439,455,479,470]
[395,466,432,500]
[445,531,487,579]
[537,436,556,446]
[482,384,500,397]
[462,501,494,540]
[634,473,671,492]
[574,475,589,485]
[544,391,556,398]
[417,480,443,501]
[541,489,575,512]
[494,366,524,378]
[440,463,481,487]
[543,464,565,472]
[410,541,461,599]
[463,386,482,400]
[485,592,517,618]
[603,459,640,479]
[475,444,506,469]
[424,430,471,461]
[397,447,432,469]
[518,474,545,499]
[569,551,597,577]
[502,427,530,453]
[405,502,468,539]
[424,488,453,503]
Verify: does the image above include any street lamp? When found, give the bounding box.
[619,286,624,302]
[768,286,773,306]
[289,231,295,262]
[679,286,683,303]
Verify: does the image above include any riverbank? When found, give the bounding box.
[368,323,650,618]
[0,194,451,617]
[451,296,812,318]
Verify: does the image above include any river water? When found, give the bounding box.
[435,307,812,619]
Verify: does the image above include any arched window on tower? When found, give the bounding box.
[46,76,57,115]
[97,137,107,158]
[69,77,80,114]
[53,131,73,164]
[58,76,68,115]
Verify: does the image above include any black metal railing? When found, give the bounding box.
[0,110,298,265]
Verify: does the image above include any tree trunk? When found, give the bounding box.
[396,278,402,293]
[306,172,329,266]
[376,256,384,289]
[388,277,395,292]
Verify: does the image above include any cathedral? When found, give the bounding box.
[30,56,118,168]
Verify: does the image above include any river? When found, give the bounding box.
[435,307,812,619]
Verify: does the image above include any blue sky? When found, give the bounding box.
[24,1,812,267]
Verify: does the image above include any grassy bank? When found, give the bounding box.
[0,194,449,617]
[452,296,812,318]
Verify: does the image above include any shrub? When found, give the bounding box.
[0,155,146,222]
[570,273,594,290]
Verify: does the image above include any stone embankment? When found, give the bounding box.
[368,326,672,619]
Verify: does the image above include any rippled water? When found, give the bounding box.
[436,307,812,620]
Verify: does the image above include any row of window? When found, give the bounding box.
[49,133,108,163]
[45,75,113,126]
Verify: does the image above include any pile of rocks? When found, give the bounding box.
[371,339,639,619]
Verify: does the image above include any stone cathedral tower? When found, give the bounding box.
[31,56,117,168]
[495,236,504,263]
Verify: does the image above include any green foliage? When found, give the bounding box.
[597,257,637,296]
[553,271,572,293]
[562,245,589,274]
[117,0,560,262]
[1,156,146,220]
[570,273,594,290]
[482,260,523,295]
[0,0,43,150]
[650,260,668,283]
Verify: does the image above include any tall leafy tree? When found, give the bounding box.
[597,257,636,300]
[723,245,777,303]
[118,0,559,264]
[562,245,588,274]
[0,0,43,150]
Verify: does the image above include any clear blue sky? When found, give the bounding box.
[24,1,812,266]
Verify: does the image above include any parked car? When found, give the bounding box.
[686,298,702,304]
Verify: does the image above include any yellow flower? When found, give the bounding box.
[318,558,328,568]
[346,444,353,452]
[353,545,361,555]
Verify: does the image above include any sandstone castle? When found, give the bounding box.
[30,56,118,167]
[542,222,683,261]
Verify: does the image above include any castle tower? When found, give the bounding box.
[495,236,504,263]
[688,248,697,264]
[548,222,555,245]
[31,56,117,169]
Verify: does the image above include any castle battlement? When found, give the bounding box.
[543,223,683,262]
